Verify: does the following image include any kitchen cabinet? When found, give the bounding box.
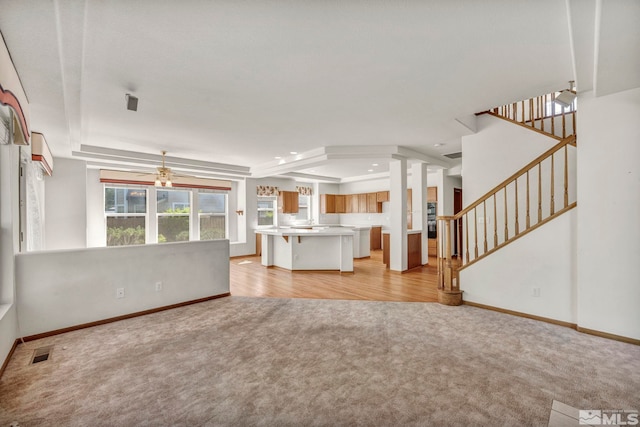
[347,194,358,213]
[335,194,346,213]
[382,230,422,270]
[320,194,336,214]
[376,191,389,202]
[370,226,382,250]
[278,191,299,214]
[367,193,382,213]
[428,238,438,257]
[358,194,367,213]
[407,232,422,269]
[427,187,437,202]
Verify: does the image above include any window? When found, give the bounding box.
[295,194,310,221]
[103,185,230,245]
[199,192,227,240]
[105,187,147,246]
[257,197,276,226]
[157,189,190,243]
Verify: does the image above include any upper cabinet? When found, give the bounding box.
[320,194,335,214]
[427,187,437,202]
[321,192,383,214]
[335,194,346,213]
[278,191,299,214]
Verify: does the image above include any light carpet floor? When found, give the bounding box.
[1,296,639,426]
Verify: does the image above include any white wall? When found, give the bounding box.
[45,157,88,250]
[461,210,576,322]
[462,115,558,205]
[86,168,104,247]
[459,113,577,323]
[0,31,30,367]
[15,240,230,337]
[0,142,20,369]
[576,88,640,340]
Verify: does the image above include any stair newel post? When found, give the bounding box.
[444,218,452,290]
[437,216,463,306]
[437,218,444,289]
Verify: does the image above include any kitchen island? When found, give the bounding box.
[255,227,355,272]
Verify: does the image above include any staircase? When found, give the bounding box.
[436,90,577,305]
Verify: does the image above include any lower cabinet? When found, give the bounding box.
[370,226,382,250]
[382,232,422,270]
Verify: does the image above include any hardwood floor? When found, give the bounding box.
[230,250,439,302]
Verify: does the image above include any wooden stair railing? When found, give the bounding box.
[487,90,577,140]
[436,135,577,305]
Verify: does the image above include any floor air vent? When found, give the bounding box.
[30,346,53,365]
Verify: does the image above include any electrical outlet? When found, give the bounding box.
[155,281,163,291]
[532,287,541,297]
[116,287,125,298]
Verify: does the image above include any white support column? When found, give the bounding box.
[147,186,158,244]
[412,162,429,265]
[389,158,407,272]
[190,190,199,240]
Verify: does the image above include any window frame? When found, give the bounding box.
[103,185,230,245]
[104,185,148,247]
[256,196,277,227]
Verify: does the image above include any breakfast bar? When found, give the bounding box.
[255,227,355,272]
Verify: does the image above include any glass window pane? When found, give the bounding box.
[158,216,190,243]
[105,187,146,214]
[257,200,273,210]
[258,210,274,226]
[200,215,225,240]
[198,193,225,213]
[106,217,145,246]
[157,190,190,213]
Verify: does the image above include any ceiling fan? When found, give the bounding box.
[154,150,173,187]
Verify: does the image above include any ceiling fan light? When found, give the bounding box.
[154,178,162,187]
[165,180,172,187]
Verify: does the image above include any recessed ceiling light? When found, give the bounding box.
[290,151,298,155]
[433,143,443,147]
[274,156,282,159]
[372,163,379,166]
[368,169,374,172]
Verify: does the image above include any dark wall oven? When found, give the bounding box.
[427,202,437,239]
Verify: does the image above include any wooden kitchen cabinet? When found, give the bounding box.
[407,232,422,270]
[367,193,380,213]
[370,226,382,250]
[347,194,357,213]
[358,194,367,213]
[278,191,299,214]
[382,231,423,270]
[320,194,335,214]
[427,186,437,202]
[428,238,438,257]
[376,191,389,202]
[335,194,346,213]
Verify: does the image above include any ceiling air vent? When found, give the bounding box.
[444,152,462,159]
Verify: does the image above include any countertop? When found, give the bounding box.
[255,227,355,236]
[381,229,423,235]
[263,224,372,231]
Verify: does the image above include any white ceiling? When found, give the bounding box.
[0,0,637,181]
